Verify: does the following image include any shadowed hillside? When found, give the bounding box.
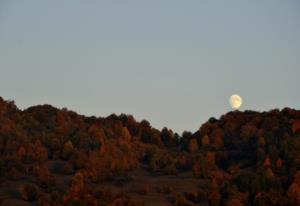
[0,97,300,206]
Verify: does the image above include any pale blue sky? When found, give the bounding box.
[0,1,299,133]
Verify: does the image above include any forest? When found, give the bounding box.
[0,96,300,206]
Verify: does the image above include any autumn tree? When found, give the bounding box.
[161,127,177,146]
[63,172,85,203]
[210,128,223,148]
[34,140,48,162]
[61,140,74,160]
[287,183,300,205]
[188,138,198,153]
[201,135,210,146]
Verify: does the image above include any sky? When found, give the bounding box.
[0,1,300,133]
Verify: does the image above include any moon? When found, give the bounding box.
[229,94,242,109]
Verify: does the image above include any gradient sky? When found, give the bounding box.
[0,1,300,133]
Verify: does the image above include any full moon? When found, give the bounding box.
[229,94,242,109]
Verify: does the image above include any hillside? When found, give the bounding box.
[0,97,300,206]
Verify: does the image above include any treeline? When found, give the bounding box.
[0,96,300,205]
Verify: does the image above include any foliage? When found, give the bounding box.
[0,96,300,205]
